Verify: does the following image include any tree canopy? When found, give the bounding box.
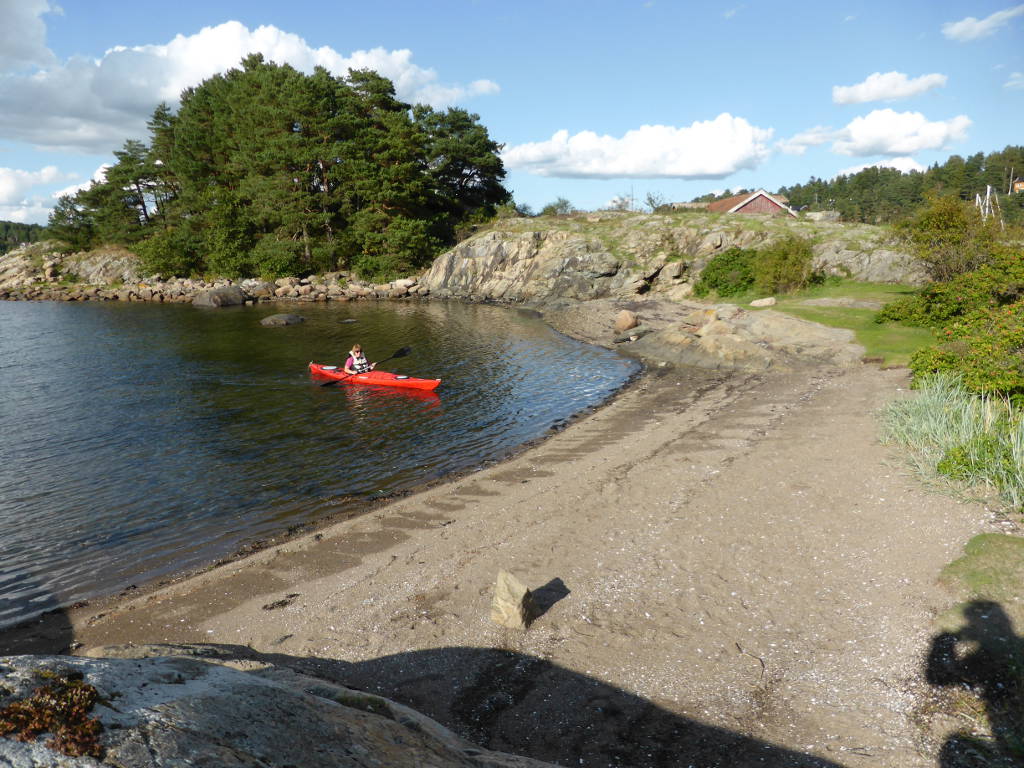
[48,55,510,280]
[775,146,1024,225]
[0,221,47,255]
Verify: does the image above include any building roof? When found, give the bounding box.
[707,189,796,217]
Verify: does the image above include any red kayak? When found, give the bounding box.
[309,362,441,391]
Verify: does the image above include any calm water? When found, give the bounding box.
[0,300,637,627]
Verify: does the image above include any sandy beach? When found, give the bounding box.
[7,349,991,766]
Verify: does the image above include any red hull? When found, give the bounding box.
[309,362,441,391]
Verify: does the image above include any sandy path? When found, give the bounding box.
[65,364,989,767]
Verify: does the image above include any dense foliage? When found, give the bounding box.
[910,302,1024,401]
[776,145,1024,224]
[692,247,755,297]
[876,194,1024,400]
[0,221,46,255]
[694,235,818,298]
[47,55,509,280]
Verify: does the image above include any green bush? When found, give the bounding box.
[134,225,203,277]
[877,245,1024,326]
[909,300,1024,401]
[752,234,819,294]
[899,194,1000,282]
[693,247,756,297]
[938,433,1017,483]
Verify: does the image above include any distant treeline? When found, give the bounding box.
[47,54,509,281]
[687,146,1024,226]
[0,221,46,255]
[776,146,1024,224]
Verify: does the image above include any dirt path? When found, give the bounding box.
[59,360,993,767]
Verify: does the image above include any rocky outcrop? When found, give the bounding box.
[0,650,554,767]
[543,298,864,373]
[421,213,924,303]
[192,285,246,307]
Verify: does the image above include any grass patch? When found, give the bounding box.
[880,373,1024,513]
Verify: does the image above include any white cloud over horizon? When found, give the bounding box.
[51,165,111,200]
[0,17,500,155]
[835,156,926,177]
[942,4,1024,41]
[831,109,970,156]
[832,71,948,104]
[1005,72,1024,89]
[776,126,833,155]
[502,115,773,179]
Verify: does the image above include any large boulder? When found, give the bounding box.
[193,286,246,308]
[0,651,555,767]
[260,313,305,327]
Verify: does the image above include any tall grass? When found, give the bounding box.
[881,373,1024,513]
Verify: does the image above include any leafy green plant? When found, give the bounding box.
[539,197,575,217]
[876,246,1024,327]
[899,194,1000,282]
[909,300,1024,401]
[752,234,820,294]
[693,246,756,297]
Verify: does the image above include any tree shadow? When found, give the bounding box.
[174,643,844,768]
[926,600,1024,767]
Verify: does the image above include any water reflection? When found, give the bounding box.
[0,300,637,627]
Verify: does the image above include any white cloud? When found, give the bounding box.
[0,20,499,154]
[1006,72,1024,89]
[0,0,57,73]
[831,109,970,156]
[942,4,1024,41]
[776,126,833,155]
[835,157,926,177]
[52,164,110,200]
[502,114,773,179]
[0,200,54,224]
[0,165,75,205]
[843,15,857,22]
[832,71,948,104]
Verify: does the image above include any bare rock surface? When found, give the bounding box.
[0,652,554,767]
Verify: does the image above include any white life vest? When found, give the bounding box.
[349,353,371,373]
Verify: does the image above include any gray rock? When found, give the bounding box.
[750,297,776,307]
[260,313,306,327]
[614,309,639,332]
[193,286,246,307]
[0,652,555,768]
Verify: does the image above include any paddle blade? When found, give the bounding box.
[391,346,412,359]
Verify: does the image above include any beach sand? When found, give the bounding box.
[1,307,999,766]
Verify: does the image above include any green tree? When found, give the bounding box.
[902,195,999,282]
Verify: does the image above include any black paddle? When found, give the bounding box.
[319,346,412,386]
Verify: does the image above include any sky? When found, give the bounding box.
[1,0,1022,224]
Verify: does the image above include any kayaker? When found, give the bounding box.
[343,344,376,375]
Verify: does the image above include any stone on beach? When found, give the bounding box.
[491,570,538,630]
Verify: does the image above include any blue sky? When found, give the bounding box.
[1,0,1022,224]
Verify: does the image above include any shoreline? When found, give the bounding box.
[0,298,997,765]
[0,306,646,652]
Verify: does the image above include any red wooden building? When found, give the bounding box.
[707,189,796,217]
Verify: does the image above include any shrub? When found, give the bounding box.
[134,225,203,277]
[539,197,575,216]
[909,300,1024,401]
[899,194,1000,282]
[876,245,1024,327]
[752,234,819,294]
[693,247,756,297]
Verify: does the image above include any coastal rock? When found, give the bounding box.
[0,652,554,767]
[614,309,639,332]
[260,313,306,327]
[193,286,246,308]
[750,297,776,307]
[491,571,537,630]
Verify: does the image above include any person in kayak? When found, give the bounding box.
[343,344,376,375]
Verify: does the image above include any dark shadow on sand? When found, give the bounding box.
[176,643,845,768]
